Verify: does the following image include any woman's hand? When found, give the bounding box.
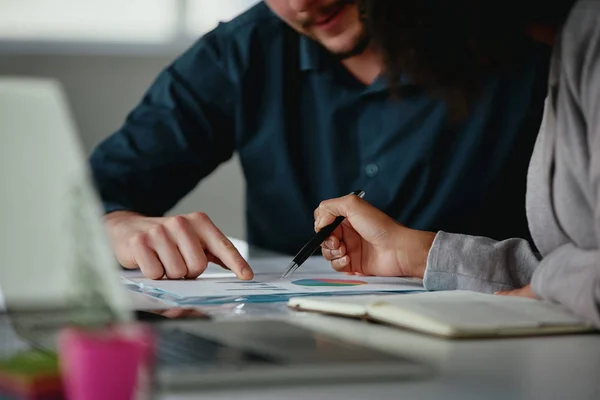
[496,284,537,299]
[314,194,436,278]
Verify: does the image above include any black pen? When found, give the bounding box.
[281,190,366,278]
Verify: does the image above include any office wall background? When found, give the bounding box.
[0,54,246,239]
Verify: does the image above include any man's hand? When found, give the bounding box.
[495,284,537,299]
[314,195,436,278]
[104,211,253,280]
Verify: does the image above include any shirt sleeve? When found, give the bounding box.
[89,29,238,217]
[423,231,541,293]
[531,4,600,328]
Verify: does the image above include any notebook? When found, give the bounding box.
[288,291,596,338]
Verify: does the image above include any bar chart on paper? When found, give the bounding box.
[291,279,367,287]
[217,281,285,291]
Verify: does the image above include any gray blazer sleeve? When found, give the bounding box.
[425,1,600,328]
[423,231,540,293]
[531,3,600,328]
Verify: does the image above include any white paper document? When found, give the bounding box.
[124,257,424,305]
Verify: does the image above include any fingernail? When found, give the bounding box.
[327,239,335,248]
[242,267,253,279]
[339,257,348,266]
[332,249,342,256]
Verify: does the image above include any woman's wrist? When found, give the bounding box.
[394,227,437,279]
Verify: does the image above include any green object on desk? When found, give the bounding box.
[0,350,63,399]
[0,350,57,374]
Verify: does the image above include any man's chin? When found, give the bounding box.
[321,34,371,60]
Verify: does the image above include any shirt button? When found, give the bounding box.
[365,163,379,177]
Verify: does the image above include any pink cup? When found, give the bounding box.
[58,324,155,400]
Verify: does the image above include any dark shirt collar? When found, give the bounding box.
[299,34,412,93]
[299,35,323,72]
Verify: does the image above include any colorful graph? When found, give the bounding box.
[292,278,367,287]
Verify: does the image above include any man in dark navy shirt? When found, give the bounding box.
[91,0,549,280]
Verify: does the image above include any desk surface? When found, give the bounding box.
[130,239,600,400]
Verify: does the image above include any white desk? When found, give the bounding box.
[129,239,600,400]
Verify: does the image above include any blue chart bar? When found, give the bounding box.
[225,288,284,291]
[216,281,269,286]
[216,281,287,290]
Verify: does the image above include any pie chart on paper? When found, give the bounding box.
[291,278,367,287]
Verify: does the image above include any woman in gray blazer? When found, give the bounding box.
[314,0,600,327]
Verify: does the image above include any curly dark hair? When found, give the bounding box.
[359,0,576,119]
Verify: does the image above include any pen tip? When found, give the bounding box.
[281,261,298,279]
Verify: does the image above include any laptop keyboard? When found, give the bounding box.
[154,327,279,368]
[1,313,279,370]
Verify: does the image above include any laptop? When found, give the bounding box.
[0,77,429,390]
